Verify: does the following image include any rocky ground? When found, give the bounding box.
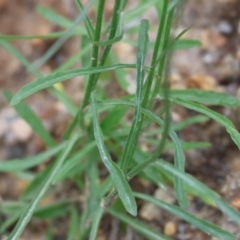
[0,0,240,239]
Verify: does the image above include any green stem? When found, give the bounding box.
[79,0,105,127]
[103,1,179,203]
[79,0,122,127]
[142,0,168,107]
[152,7,175,99]
[119,0,168,173]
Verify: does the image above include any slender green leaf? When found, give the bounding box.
[171,132,189,208]
[168,0,181,11]
[91,94,137,216]
[75,0,95,42]
[172,115,209,131]
[67,207,80,240]
[0,31,77,41]
[7,134,79,240]
[159,89,240,107]
[125,38,201,51]
[0,142,67,172]
[173,39,201,50]
[134,193,234,240]
[33,0,95,69]
[124,0,159,23]
[79,205,90,239]
[120,19,149,173]
[94,13,124,46]
[1,200,70,219]
[107,208,171,240]
[143,115,209,136]
[0,37,76,116]
[134,148,166,189]
[36,6,83,30]
[99,99,189,208]
[175,99,240,149]
[79,0,124,127]
[53,141,96,183]
[22,162,53,199]
[89,207,104,240]
[158,160,240,225]
[1,201,26,214]
[0,212,22,234]
[86,145,101,220]
[0,38,40,76]
[166,141,211,150]
[34,201,70,219]
[10,64,136,105]
[101,107,127,132]
[4,91,56,147]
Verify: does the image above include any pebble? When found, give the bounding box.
[202,53,215,64]
[154,188,175,204]
[0,107,32,144]
[139,203,160,221]
[217,21,233,34]
[164,221,177,237]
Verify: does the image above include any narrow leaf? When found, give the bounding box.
[53,141,96,183]
[10,64,136,105]
[159,89,240,107]
[7,134,79,240]
[175,99,240,150]
[99,99,189,208]
[67,207,80,240]
[120,19,149,173]
[173,39,201,50]
[171,131,189,208]
[33,201,70,219]
[75,0,95,42]
[158,161,240,225]
[90,93,137,216]
[37,6,83,30]
[0,142,67,172]
[4,90,56,147]
[134,192,234,240]
[33,0,95,69]
[107,208,171,240]
[89,207,104,240]
[0,37,77,116]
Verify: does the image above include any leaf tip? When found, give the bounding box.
[9,97,19,106]
[128,206,137,217]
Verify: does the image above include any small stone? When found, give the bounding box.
[0,107,32,143]
[154,188,175,204]
[164,222,177,237]
[231,194,240,210]
[11,118,32,142]
[139,203,160,221]
[187,74,222,92]
[217,21,233,34]
[202,53,215,64]
[170,74,186,90]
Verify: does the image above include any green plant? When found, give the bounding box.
[1,0,240,239]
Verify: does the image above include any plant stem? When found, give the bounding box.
[103,1,178,204]
[79,0,105,128]
[152,6,175,99]
[79,0,122,127]
[119,0,169,173]
[142,0,168,107]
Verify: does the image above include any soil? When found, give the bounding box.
[0,0,240,239]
